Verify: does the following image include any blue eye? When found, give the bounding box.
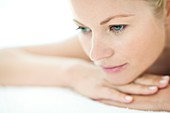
[109,25,127,33]
[76,26,91,33]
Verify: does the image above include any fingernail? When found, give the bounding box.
[162,76,169,80]
[159,76,169,84]
[124,96,133,103]
[148,86,157,90]
[160,79,168,84]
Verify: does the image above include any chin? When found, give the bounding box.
[108,73,138,85]
[110,68,145,85]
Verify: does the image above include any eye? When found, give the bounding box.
[76,26,91,33]
[109,25,127,34]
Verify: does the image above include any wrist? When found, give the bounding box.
[63,59,90,88]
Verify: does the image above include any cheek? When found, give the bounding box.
[112,24,166,85]
[78,35,91,56]
[122,22,165,74]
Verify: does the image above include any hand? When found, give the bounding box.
[68,61,169,104]
[111,74,169,95]
[96,74,170,111]
[98,84,170,111]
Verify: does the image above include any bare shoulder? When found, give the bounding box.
[22,35,90,61]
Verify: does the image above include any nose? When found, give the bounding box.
[89,36,114,61]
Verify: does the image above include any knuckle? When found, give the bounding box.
[147,75,161,82]
[140,76,160,85]
[105,88,115,96]
[97,87,114,99]
[134,85,148,93]
[152,78,160,83]
[136,85,146,90]
[105,88,123,100]
[150,76,162,82]
[112,91,120,98]
[113,91,126,101]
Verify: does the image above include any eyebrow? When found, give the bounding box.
[73,14,134,26]
[100,14,134,25]
[73,19,86,26]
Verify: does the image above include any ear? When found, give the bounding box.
[165,0,170,25]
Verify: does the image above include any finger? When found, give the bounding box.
[113,83,158,95]
[95,87,133,104]
[134,74,169,88]
[98,87,170,111]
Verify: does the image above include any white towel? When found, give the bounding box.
[0,86,168,113]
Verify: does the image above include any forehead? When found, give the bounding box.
[70,0,150,25]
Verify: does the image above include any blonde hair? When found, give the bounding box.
[146,0,166,16]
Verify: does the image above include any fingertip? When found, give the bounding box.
[140,86,158,95]
[148,86,158,91]
[148,86,158,94]
[162,75,170,80]
[111,93,133,103]
[123,96,134,103]
[158,75,170,88]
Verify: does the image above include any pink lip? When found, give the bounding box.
[102,63,128,73]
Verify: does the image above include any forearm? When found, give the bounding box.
[0,48,85,87]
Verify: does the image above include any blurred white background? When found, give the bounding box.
[0,0,76,48]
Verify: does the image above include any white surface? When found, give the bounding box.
[0,0,75,48]
[0,86,168,113]
[0,1,169,112]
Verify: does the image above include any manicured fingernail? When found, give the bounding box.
[162,76,169,80]
[124,96,133,103]
[159,76,169,84]
[148,86,157,90]
[160,79,168,84]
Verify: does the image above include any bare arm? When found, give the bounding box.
[0,35,90,86]
[22,35,90,60]
[0,35,168,107]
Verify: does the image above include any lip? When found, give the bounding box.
[102,63,128,73]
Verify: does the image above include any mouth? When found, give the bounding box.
[102,63,128,74]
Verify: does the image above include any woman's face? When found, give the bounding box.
[70,0,166,85]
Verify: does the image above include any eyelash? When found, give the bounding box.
[109,25,127,34]
[76,25,127,34]
[76,26,91,33]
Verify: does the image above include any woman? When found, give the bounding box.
[0,0,170,111]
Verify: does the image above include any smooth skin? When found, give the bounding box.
[0,0,170,111]
[70,0,167,84]
[69,0,170,110]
